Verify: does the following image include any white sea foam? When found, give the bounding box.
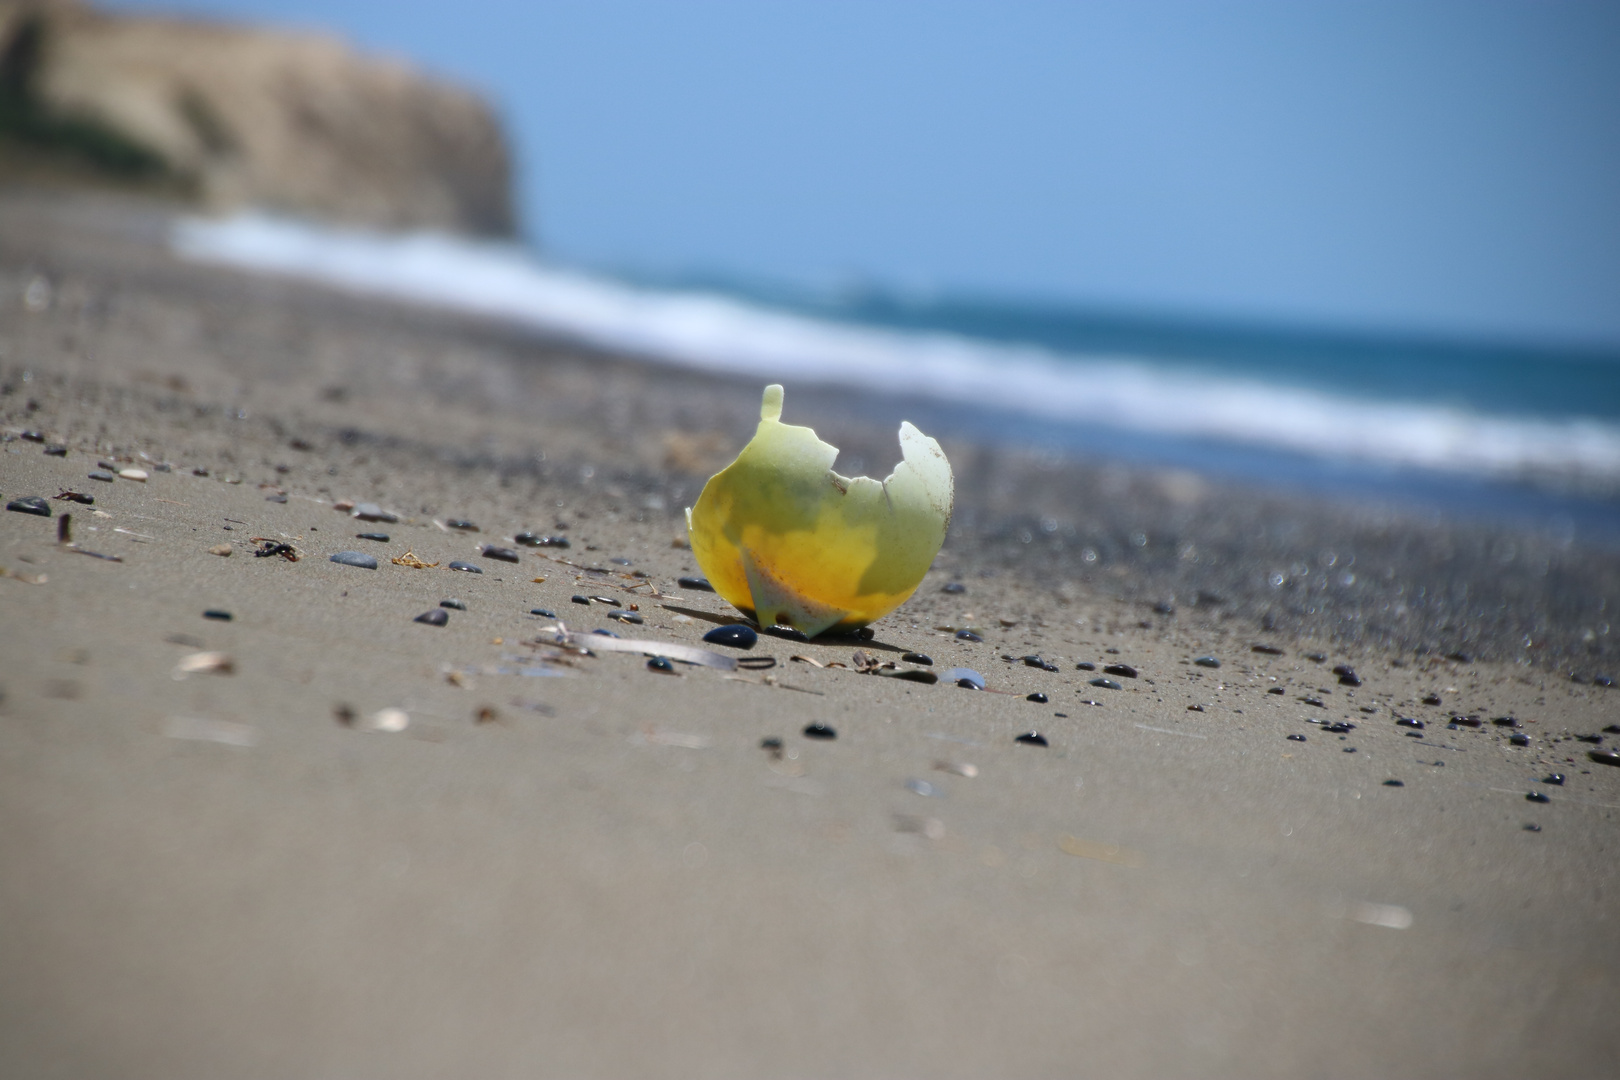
[171,213,1620,486]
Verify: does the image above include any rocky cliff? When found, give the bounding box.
[0,0,515,235]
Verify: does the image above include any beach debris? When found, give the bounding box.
[203,610,232,621]
[57,513,120,560]
[255,539,299,560]
[1059,835,1142,866]
[515,533,570,548]
[53,490,93,504]
[88,471,115,482]
[163,716,259,747]
[702,624,758,649]
[208,543,232,556]
[352,503,400,523]
[447,560,482,573]
[906,778,943,797]
[646,656,678,674]
[392,550,437,568]
[117,468,148,482]
[481,545,520,563]
[1103,663,1138,678]
[1027,692,1049,703]
[935,760,978,778]
[440,598,467,610]
[535,626,740,670]
[6,495,50,516]
[676,574,713,591]
[444,519,480,532]
[685,384,952,638]
[329,550,377,569]
[1015,732,1049,747]
[414,609,449,626]
[1194,656,1221,668]
[475,705,500,724]
[356,532,390,542]
[1089,677,1123,690]
[173,651,234,678]
[803,723,837,739]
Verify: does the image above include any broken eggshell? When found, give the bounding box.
[685,384,953,638]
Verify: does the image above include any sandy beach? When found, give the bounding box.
[3,188,1619,1078]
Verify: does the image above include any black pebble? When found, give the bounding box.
[1023,655,1059,672]
[265,494,287,503]
[1396,717,1424,729]
[19,430,43,442]
[445,519,479,531]
[1526,791,1550,803]
[1089,677,1122,690]
[1304,652,1327,662]
[803,723,837,740]
[1153,600,1175,614]
[1575,733,1604,744]
[1491,716,1520,727]
[481,545,520,563]
[1252,644,1285,655]
[1103,663,1138,678]
[955,629,982,642]
[1510,733,1531,747]
[1588,750,1620,767]
[677,575,714,592]
[447,560,482,574]
[414,609,449,626]
[646,656,676,673]
[1604,725,1620,734]
[1014,732,1048,747]
[440,599,467,610]
[203,609,232,621]
[1027,692,1049,703]
[356,532,390,542]
[1383,779,1404,787]
[610,557,633,566]
[329,551,378,569]
[1594,676,1614,688]
[942,582,966,594]
[1343,747,1357,753]
[607,609,643,624]
[1075,662,1096,671]
[1287,734,1307,742]
[6,495,50,516]
[44,444,66,456]
[703,624,758,649]
[1543,773,1565,785]
[530,608,556,617]
[1267,686,1284,695]
[571,594,592,605]
[1194,656,1221,668]
[1422,693,1442,706]
[1338,673,1362,687]
[1446,651,1473,663]
[902,652,933,665]
[1523,824,1542,832]
[1451,715,1483,727]
[760,737,783,752]
[764,624,810,642]
[88,471,115,482]
[1326,722,1356,733]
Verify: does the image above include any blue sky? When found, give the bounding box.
[106,1,1620,348]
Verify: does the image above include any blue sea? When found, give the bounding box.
[171,214,1620,542]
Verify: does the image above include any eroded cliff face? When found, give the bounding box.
[0,0,515,235]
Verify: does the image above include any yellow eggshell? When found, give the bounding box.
[685,385,953,637]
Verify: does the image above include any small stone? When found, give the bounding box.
[445,519,480,531]
[1396,717,1424,729]
[1543,773,1565,785]
[53,491,93,504]
[1302,696,1325,708]
[481,545,520,563]
[118,468,147,482]
[702,624,758,649]
[1588,750,1620,767]
[1287,734,1307,742]
[414,609,449,626]
[955,629,983,642]
[1342,747,1357,753]
[1421,693,1442,706]
[1187,704,1204,712]
[1027,692,1048,703]
[1089,677,1122,690]
[1252,644,1284,655]
[352,503,399,523]
[43,444,66,456]
[1075,662,1095,671]
[1383,779,1404,787]
[765,625,810,642]
[902,652,933,665]
[1326,722,1355,733]
[1446,651,1472,663]
[1153,600,1176,615]
[610,557,633,566]
[203,610,232,621]
[88,471,115,482]
[6,495,50,516]
[607,609,643,624]
[1525,791,1550,803]
[1194,656,1221,668]
[1014,732,1048,747]
[356,532,390,542]
[646,656,677,674]
[1604,725,1620,734]
[942,582,966,594]
[1103,663,1137,678]
[1338,672,1362,687]
[1575,733,1605,744]
[803,723,837,739]
[1303,651,1327,662]
[1267,686,1284,695]
[265,494,287,503]
[19,430,43,442]
[943,668,985,690]
[328,551,378,569]
[447,560,482,574]
[676,575,713,591]
[208,544,232,556]
[1510,733,1530,746]
[515,533,568,548]
[571,595,592,605]
[1523,823,1541,832]
[440,599,467,610]
[1491,716,1520,727]
[530,608,556,617]
[1023,655,1059,672]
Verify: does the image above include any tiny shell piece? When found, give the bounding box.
[685,385,953,638]
[118,468,149,482]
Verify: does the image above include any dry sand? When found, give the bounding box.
[2,189,1619,1078]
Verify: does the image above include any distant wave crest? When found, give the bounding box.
[172,214,1620,487]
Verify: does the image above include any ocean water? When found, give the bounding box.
[171,214,1620,539]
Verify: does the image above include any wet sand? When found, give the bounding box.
[2,188,1618,1078]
